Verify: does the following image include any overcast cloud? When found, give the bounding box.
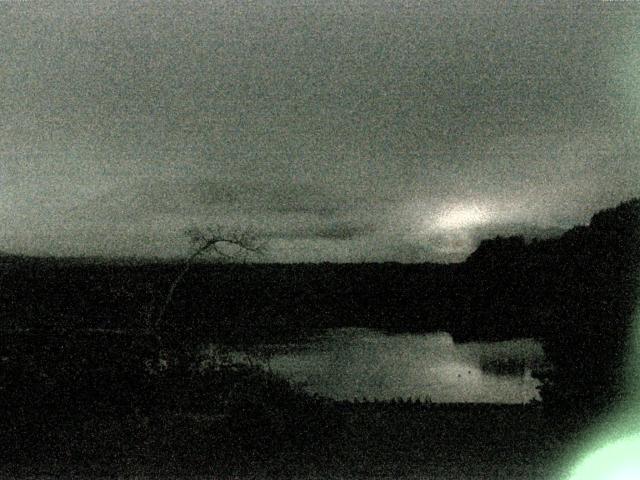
[1,1,639,261]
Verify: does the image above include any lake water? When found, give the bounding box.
[240,328,545,404]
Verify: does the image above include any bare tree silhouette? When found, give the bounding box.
[153,225,264,353]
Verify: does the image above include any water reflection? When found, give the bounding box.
[256,328,544,404]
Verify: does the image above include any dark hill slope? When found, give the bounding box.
[1,199,637,348]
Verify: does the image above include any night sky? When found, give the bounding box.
[2,1,639,262]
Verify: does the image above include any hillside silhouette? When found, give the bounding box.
[1,198,638,476]
[1,199,637,342]
[2,200,638,408]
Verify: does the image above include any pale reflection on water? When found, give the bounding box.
[254,328,545,404]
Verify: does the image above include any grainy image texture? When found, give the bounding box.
[1,1,639,478]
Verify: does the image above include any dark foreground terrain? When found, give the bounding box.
[0,326,621,480]
[1,383,579,479]
[1,199,639,478]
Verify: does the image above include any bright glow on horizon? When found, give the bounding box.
[435,204,492,231]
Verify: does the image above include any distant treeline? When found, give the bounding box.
[1,198,639,412]
[1,200,637,341]
[334,399,539,411]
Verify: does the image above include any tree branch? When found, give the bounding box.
[153,226,264,342]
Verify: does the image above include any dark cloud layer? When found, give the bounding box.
[1,1,639,262]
